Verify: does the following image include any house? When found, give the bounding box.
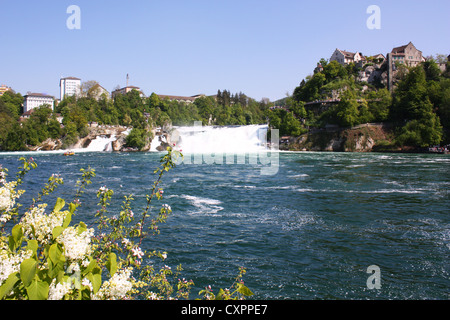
[314,63,324,74]
[111,86,142,98]
[330,49,364,66]
[60,77,81,100]
[390,42,425,67]
[23,93,55,113]
[0,84,12,96]
[371,54,386,64]
[157,94,205,104]
[90,83,109,100]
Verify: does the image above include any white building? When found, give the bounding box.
[330,49,364,66]
[23,93,55,113]
[60,76,81,100]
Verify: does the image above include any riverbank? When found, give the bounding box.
[279,123,449,154]
[3,123,448,155]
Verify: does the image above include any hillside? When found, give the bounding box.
[269,56,450,151]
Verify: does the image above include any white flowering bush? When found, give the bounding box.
[0,153,253,300]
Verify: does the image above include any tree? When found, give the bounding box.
[323,60,348,82]
[0,91,23,118]
[392,66,432,121]
[3,123,27,150]
[126,128,147,150]
[336,90,359,127]
[392,65,443,146]
[80,80,101,99]
[148,93,161,109]
[293,72,326,102]
[423,59,441,81]
[367,88,392,122]
[267,108,305,137]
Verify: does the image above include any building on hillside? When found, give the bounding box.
[23,93,55,113]
[0,84,12,96]
[60,77,81,100]
[314,63,324,74]
[111,86,142,98]
[390,42,425,67]
[157,94,205,104]
[330,49,364,66]
[90,83,110,100]
[371,54,386,64]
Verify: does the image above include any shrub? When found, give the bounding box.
[0,151,252,300]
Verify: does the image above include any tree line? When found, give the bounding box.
[0,88,270,151]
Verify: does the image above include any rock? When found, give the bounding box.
[38,138,62,151]
[112,136,126,151]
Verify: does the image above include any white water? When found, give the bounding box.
[161,124,269,154]
[75,135,117,152]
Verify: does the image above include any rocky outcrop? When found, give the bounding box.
[30,138,63,151]
[282,123,396,152]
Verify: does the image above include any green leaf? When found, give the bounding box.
[63,211,72,228]
[69,202,77,215]
[52,226,64,240]
[26,280,49,300]
[77,222,87,235]
[106,252,118,276]
[0,272,20,299]
[236,283,254,297]
[215,288,225,300]
[53,198,65,213]
[8,225,23,251]
[82,259,97,276]
[48,243,65,264]
[26,240,39,258]
[20,258,37,287]
[87,273,102,294]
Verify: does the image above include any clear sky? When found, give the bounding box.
[1,0,449,101]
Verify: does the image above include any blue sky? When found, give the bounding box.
[1,0,449,101]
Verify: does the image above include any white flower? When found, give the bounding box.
[162,204,171,211]
[48,279,73,300]
[82,278,93,291]
[98,186,109,194]
[0,249,32,287]
[147,292,159,300]
[122,238,131,247]
[20,204,66,244]
[131,247,144,259]
[161,252,167,260]
[0,186,12,212]
[81,259,90,268]
[0,182,21,223]
[57,227,94,261]
[93,268,134,300]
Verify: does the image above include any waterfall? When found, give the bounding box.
[165,124,269,154]
[76,135,117,152]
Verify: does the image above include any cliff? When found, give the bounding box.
[281,123,401,152]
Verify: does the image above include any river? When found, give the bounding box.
[0,126,448,300]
